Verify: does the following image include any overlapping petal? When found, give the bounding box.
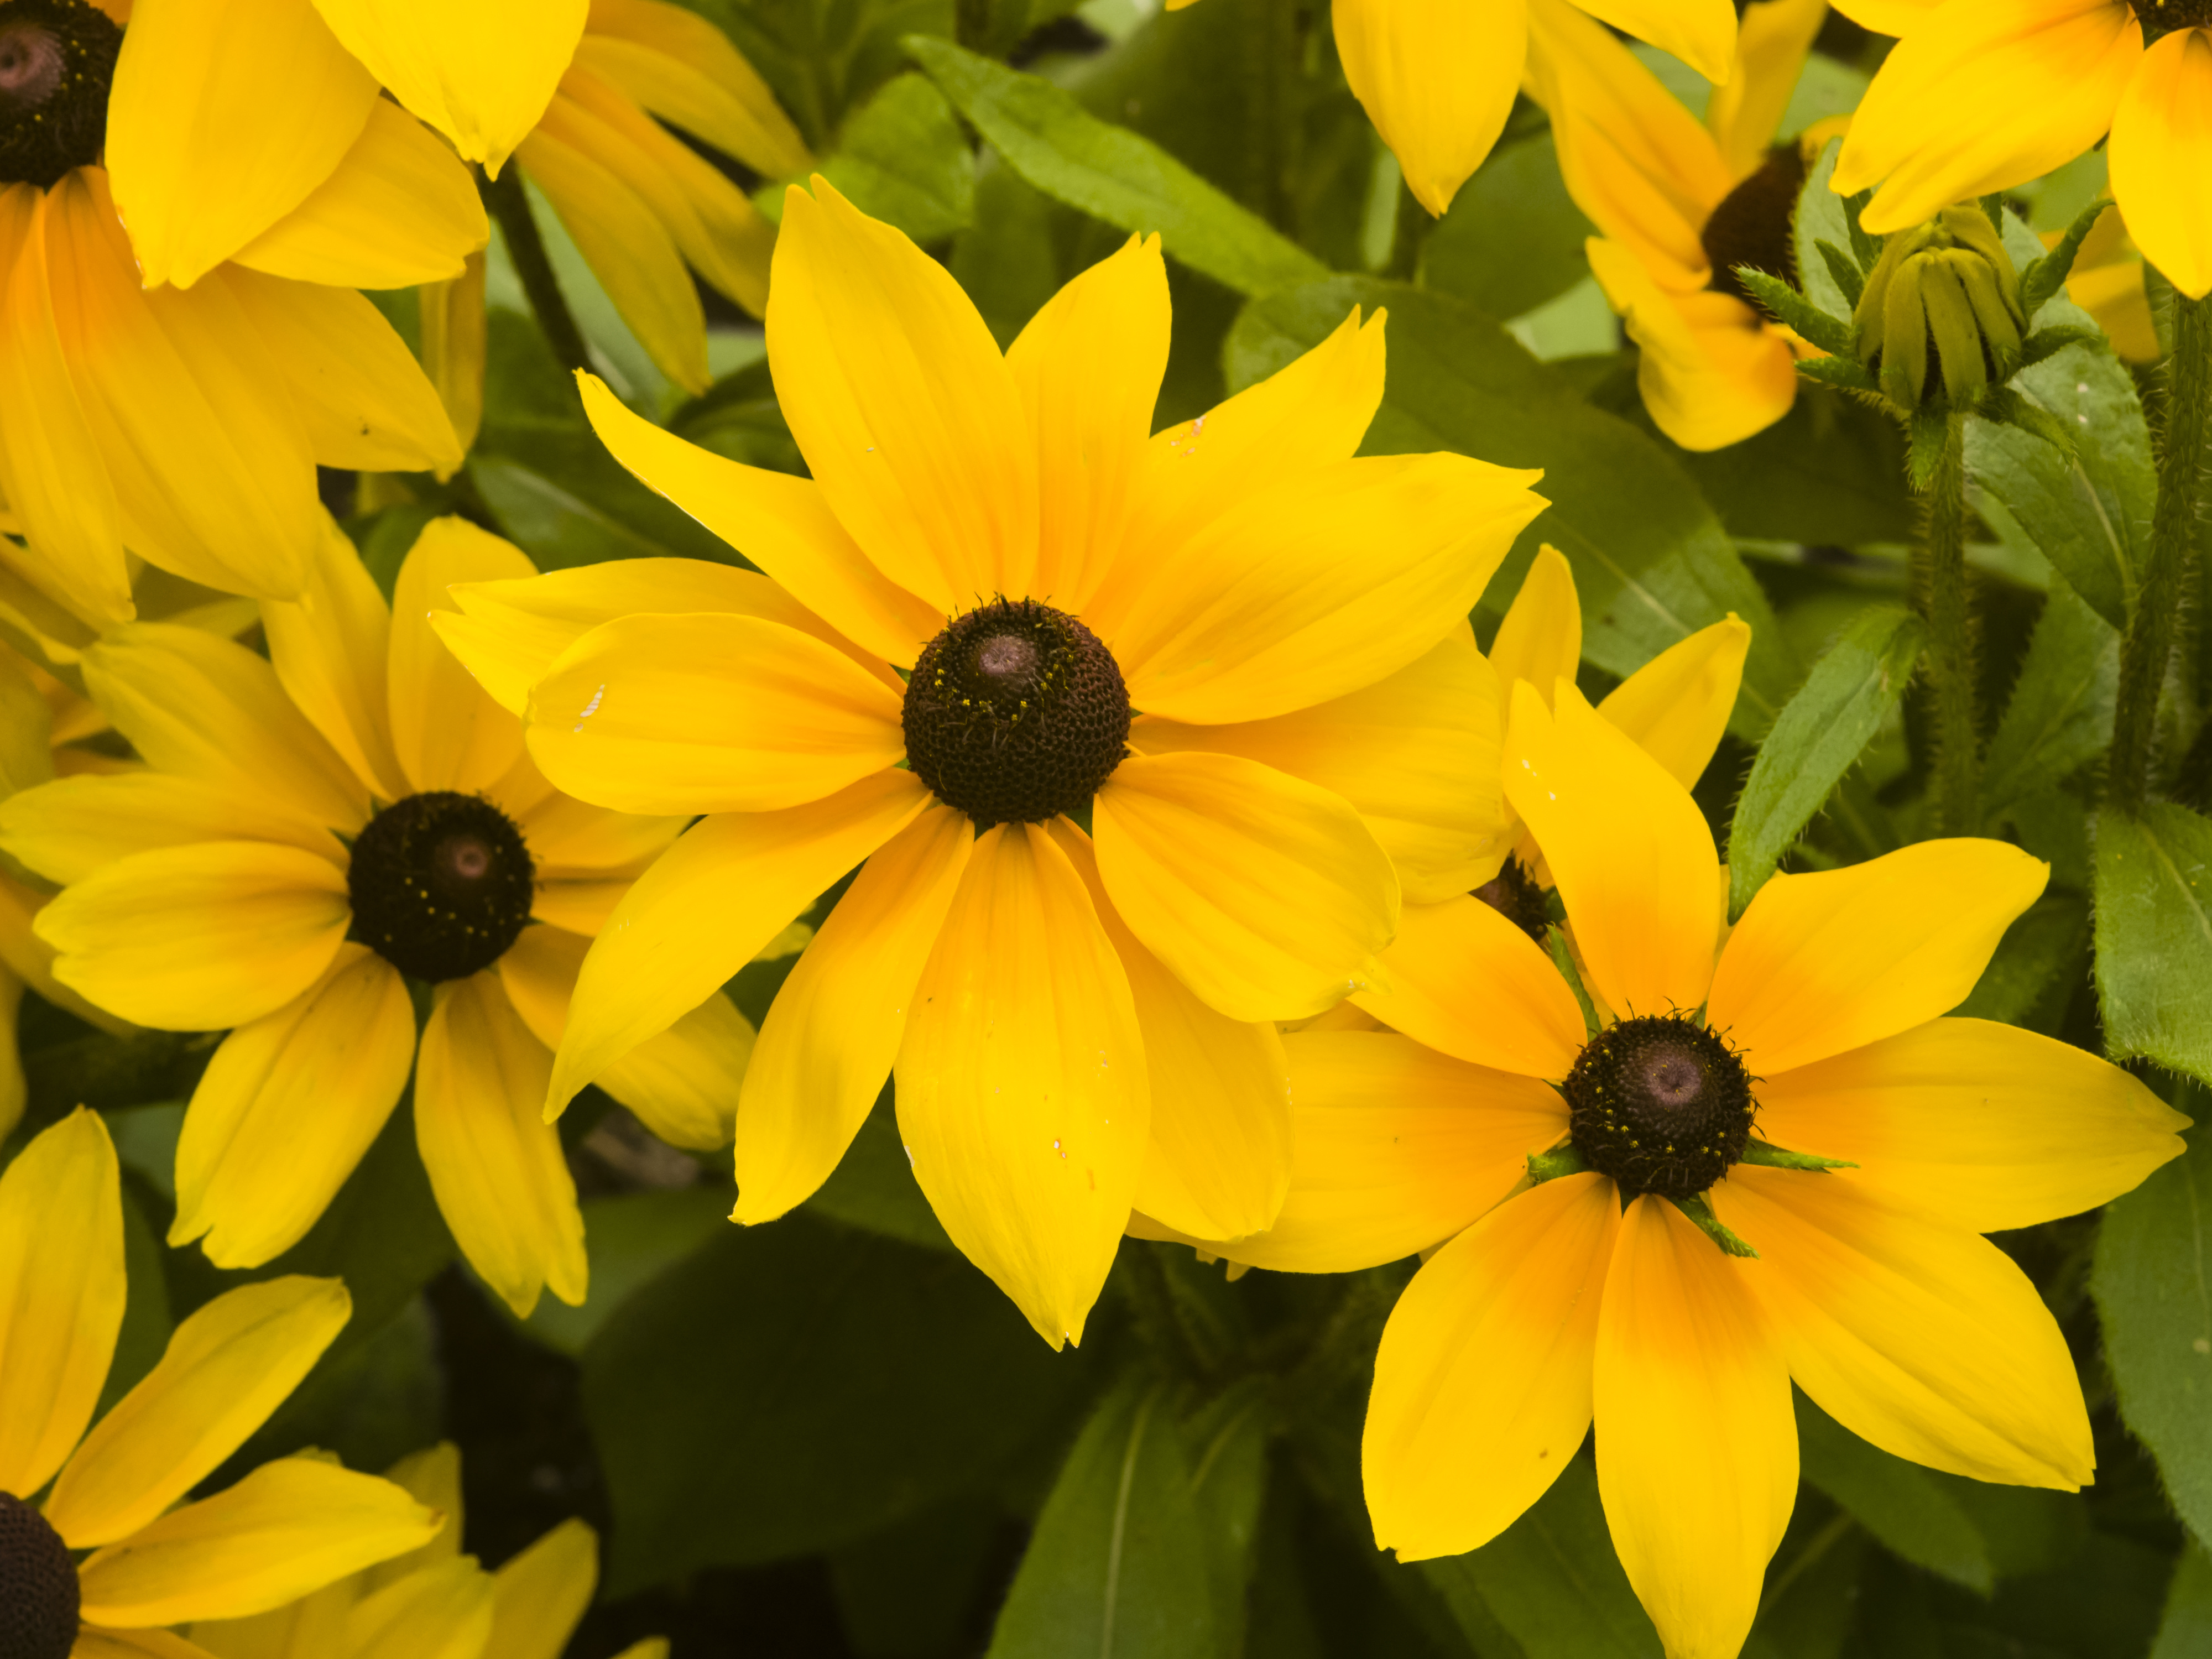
[0,772,345,888]
[388,519,535,794]
[1589,243,1800,451]
[1353,894,1588,1080]
[576,0,813,178]
[2108,25,2212,301]
[262,521,409,802]
[1594,616,1750,791]
[1333,0,1522,217]
[484,1517,598,1659]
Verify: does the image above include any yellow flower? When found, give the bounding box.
[1172,0,1738,216]
[1833,0,2212,299]
[1527,0,1830,450]
[188,1441,667,1659]
[0,519,757,1317]
[0,0,486,628]
[429,179,1545,1345]
[0,1108,447,1656]
[1193,680,2186,1659]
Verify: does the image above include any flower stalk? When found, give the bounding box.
[479,165,593,380]
[1918,411,1979,834]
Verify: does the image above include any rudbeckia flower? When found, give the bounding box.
[0,1108,447,1657]
[1170,0,1738,216]
[1833,0,2212,298]
[430,180,1546,1345]
[1198,680,2185,1659]
[188,1441,667,1659]
[0,519,757,1317]
[0,0,480,627]
[1526,0,1833,450]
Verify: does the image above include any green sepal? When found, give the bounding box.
[2019,199,2108,320]
[1736,267,1856,358]
[1817,239,1865,311]
[1906,403,1953,489]
[1671,1192,1759,1258]
[1739,1139,1859,1172]
[1546,926,1601,1039]
[1980,384,2075,455]
[1527,1142,1592,1185]
[1844,188,1879,269]
[1796,353,1880,393]
[2017,324,2102,372]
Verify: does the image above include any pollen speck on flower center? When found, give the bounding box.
[347,791,536,982]
[1562,1013,1756,1199]
[0,1490,80,1659]
[0,0,121,190]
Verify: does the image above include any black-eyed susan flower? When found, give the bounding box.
[1526,0,1835,450]
[1834,0,2212,298]
[0,1108,447,1657]
[0,0,480,627]
[1194,679,2185,1659]
[430,179,1545,1345]
[188,1441,666,1659]
[0,520,756,1318]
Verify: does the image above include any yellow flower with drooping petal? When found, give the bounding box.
[1171,0,1739,216]
[1526,0,1831,450]
[1834,0,2212,299]
[0,519,758,1318]
[0,1108,447,1657]
[429,179,1545,1346]
[1194,677,2185,1659]
[189,1441,668,1659]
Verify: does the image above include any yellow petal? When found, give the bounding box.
[1586,240,1799,451]
[82,623,367,830]
[1836,0,2137,233]
[1487,545,1580,708]
[0,1109,124,1499]
[75,1458,442,1627]
[577,374,940,667]
[1595,615,1749,792]
[1365,1172,1619,1558]
[1594,1195,1794,1659]
[260,520,408,802]
[1716,1165,2096,1488]
[1353,894,1587,1079]
[547,770,930,1113]
[896,823,1149,1347]
[170,946,416,1269]
[1334,0,1523,215]
[74,1631,226,1659]
[1707,838,2048,1074]
[46,1277,352,1549]
[229,99,488,290]
[416,973,588,1319]
[0,772,345,887]
[1006,233,1169,610]
[510,778,685,880]
[1705,0,1830,178]
[1577,0,1739,86]
[419,252,487,462]
[1047,818,1291,1243]
[2108,26,2212,301]
[106,0,382,290]
[346,1557,494,1659]
[1756,1016,2189,1233]
[733,803,972,1223]
[36,842,352,1031]
[388,518,534,794]
[769,178,1038,610]
[1214,1031,1568,1274]
[1829,0,1939,30]
[483,1517,597,1659]
[1131,634,1506,905]
[365,1441,463,1587]
[1503,680,1720,1019]
[524,612,905,814]
[306,0,587,176]
[576,0,813,178]
[217,269,463,476]
[1094,750,1400,1022]
[1110,451,1545,724]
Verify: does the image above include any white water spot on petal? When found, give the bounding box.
[573,684,606,733]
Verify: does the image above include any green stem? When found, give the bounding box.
[1240,0,1301,232]
[2110,288,2212,811]
[1382,178,1430,283]
[479,166,591,380]
[1918,412,1979,834]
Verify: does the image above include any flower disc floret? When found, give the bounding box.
[347,791,536,982]
[0,0,118,189]
[902,598,1132,828]
[1563,1013,1756,1199]
[0,1491,78,1659]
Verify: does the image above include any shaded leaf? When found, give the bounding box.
[519,1186,733,1357]
[1983,578,2119,819]
[2151,1542,2212,1659]
[817,72,975,243]
[1425,135,1595,322]
[2094,804,2212,1083]
[2020,200,2111,321]
[1954,891,2091,1035]
[1795,1393,1993,1594]
[1737,269,1855,359]
[805,1091,955,1253]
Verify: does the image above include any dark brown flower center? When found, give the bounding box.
[902,598,1131,828]
[0,0,119,190]
[2134,0,2212,42]
[0,1491,78,1659]
[1474,856,1551,945]
[347,791,536,982]
[1562,1014,1756,1199]
[1702,143,1808,310]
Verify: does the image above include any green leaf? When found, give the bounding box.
[817,72,975,243]
[1794,353,1879,394]
[1423,1450,1660,1659]
[1815,239,1864,311]
[1792,140,1858,319]
[1726,604,1922,918]
[2151,1542,2212,1659]
[2093,1078,2212,1547]
[1735,269,1855,359]
[1671,1192,1757,1257]
[1982,579,2119,818]
[905,36,1327,296]
[1954,892,2091,1034]
[1738,1141,1856,1172]
[1223,276,1798,741]
[517,1186,734,1357]
[1794,1393,1994,1593]
[2094,804,2212,1082]
[1424,135,1595,322]
[2019,200,2110,321]
[679,0,953,156]
[583,1210,1092,1593]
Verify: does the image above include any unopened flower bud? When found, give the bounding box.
[1853,204,2028,411]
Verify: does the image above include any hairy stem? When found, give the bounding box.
[1918,411,1979,833]
[479,166,591,379]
